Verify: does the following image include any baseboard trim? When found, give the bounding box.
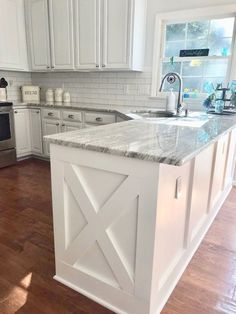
[54,275,127,314]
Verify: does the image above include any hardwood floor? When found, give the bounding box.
[0,158,235,314]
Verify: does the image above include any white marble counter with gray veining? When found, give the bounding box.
[44,111,236,166]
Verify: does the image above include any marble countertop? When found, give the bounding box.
[44,112,236,166]
[13,101,147,120]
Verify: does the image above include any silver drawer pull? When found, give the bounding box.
[48,112,54,116]
[68,114,74,119]
[14,110,18,114]
[95,117,103,122]
[56,123,60,126]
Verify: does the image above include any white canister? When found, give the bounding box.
[55,88,63,102]
[63,91,71,103]
[0,88,7,101]
[46,89,54,102]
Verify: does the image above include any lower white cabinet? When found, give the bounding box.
[61,121,82,132]
[42,119,61,156]
[14,109,31,158]
[30,109,43,155]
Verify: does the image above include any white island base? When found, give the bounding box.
[50,129,236,314]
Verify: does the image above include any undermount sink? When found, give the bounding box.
[130,110,175,118]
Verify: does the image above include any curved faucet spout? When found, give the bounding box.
[159,72,183,115]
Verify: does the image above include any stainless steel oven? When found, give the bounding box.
[0,102,16,168]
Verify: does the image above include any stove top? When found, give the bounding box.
[0,102,13,107]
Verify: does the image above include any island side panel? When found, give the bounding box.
[50,144,160,314]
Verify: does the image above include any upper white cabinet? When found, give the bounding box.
[26,0,147,71]
[49,0,74,69]
[0,0,28,71]
[102,0,132,69]
[27,0,51,70]
[74,0,100,70]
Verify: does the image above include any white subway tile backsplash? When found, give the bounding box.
[31,69,165,108]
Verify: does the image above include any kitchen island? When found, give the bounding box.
[45,113,236,314]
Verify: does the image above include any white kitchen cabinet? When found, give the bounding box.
[62,121,82,132]
[0,0,28,71]
[209,133,230,211]
[27,0,51,71]
[102,0,147,70]
[42,119,61,156]
[49,0,74,70]
[30,109,43,155]
[74,0,100,70]
[14,109,31,158]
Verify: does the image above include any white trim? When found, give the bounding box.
[151,4,236,97]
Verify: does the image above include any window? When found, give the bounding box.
[151,5,236,98]
[161,17,235,94]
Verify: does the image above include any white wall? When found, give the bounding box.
[145,0,236,66]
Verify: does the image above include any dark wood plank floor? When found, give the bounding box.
[0,159,235,314]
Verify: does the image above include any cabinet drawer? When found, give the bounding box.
[42,109,61,120]
[62,110,82,122]
[84,112,116,125]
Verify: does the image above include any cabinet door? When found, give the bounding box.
[74,0,100,70]
[209,133,230,211]
[30,109,43,154]
[49,0,74,70]
[62,121,82,132]
[42,119,61,156]
[102,0,132,69]
[0,0,28,70]
[14,109,31,157]
[27,0,51,71]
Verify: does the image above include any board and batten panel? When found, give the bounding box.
[224,128,236,189]
[102,0,132,69]
[152,161,191,290]
[209,133,230,211]
[49,0,74,69]
[74,0,100,69]
[27,0,51,70]
[187,144,214,244]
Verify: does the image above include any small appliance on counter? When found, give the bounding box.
[21,85,40,104]
[0,102,16,168]
[0,78,8,102]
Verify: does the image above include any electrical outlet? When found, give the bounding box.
[175,176,182,199]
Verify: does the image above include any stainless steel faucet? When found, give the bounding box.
[159,72,183,115]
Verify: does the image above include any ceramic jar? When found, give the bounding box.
[55,88,63,102]
[63,92,71,103]
[46,89,54,102]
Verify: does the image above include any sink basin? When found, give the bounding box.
[130,110,175,118]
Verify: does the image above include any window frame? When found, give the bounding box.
[151,4,236,99]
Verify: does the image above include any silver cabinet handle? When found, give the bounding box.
[61,124,65,127]
[47,66,50,69]
[56,123,60,126]
[48,112,54,116]
[14,110,17,114]
[96,64,99,68]
[36,111,40,114]
[68,114,74,119]
[102,64,105,68]
[95,117,103,122]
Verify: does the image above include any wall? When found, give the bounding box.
[0,71,32,102]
